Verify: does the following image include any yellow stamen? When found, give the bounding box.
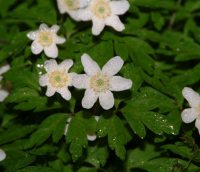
[90,72,110,93]
[38,31,53,47]
[65,0,80,10]
[91,0,111,19]
[48,71,68,88]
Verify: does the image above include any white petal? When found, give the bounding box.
[0,149,6,161]
[44,44,58,58]
[81,53,101,75]
[39,23,49,31]
[44,60,58,72]
[59,59,73,72]
[39,74,48,87]
[110,0,130,15]
[82,89,98,109]
[67,116,72,122]
[64,124,69,135]
[105,15,125,32]
[72,74,89,89]
[181,108,198,123]
[68,73,76,86]
[99,90,114,110]
[182,87,200,108]
[31,41,43,55]
[79,0,91,8]
[92,19,105,36]
[94,116,100,122]
[27,31,37,40]
[56,0,67,14]
[0,90,9,102]
[110,76,132,91]
[0,64,10,75]
[51,25,60,33]
[102,56,124,76]
[68,11,81,21]
[46,87,56,97]
[56,36,66,44]
[195,119,200,134]
[76,8,92,21]
[57,87,71,101]
[87,134,97,141]
[64,116,72,135]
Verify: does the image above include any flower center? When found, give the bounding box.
[38,31,53,47]
[48,71,69,88]
[65,0,79,10]
[91,0,111,19]
[90,73,110,93]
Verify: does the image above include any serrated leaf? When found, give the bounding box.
[122,63,143,92]
[0,125,36,145]
[65,113,88,161]
[1,150,36,172]
[162,142,193,159]
[16,166,57,172]
[85,146,109,167]
[122,87,179,138]
[97,115,130,159]
[25,114,67,148]
[77,167,97,172]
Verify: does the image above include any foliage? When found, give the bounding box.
[1,0,200,171]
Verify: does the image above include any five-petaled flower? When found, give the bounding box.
[76,0,130,35]
[27,23,66,58]
[39,59,75,101]
[56,0,90,21]
[0,148,6,161]
[182,87,200,134]
[72,53,132,110]
[0,64,10,102]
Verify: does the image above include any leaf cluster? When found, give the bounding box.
[1,0,200,171]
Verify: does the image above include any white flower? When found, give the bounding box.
[72,54,132,110]
[76,0,130,35]
[39,59,75,101]
[56,0,90,21]
[0,64,10,102]
[27,23,66,58]
[0,148,6,161]
[181,87,200,134]
[64,115,99,141]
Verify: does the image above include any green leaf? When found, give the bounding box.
[16,166,57,172]
[126,144,199,171]
[77,167,97,172]
[162,142,193,159]
[88,41,114,67]
[25,113,67,148]
[97,115,131,159]
[0,125,36,145]
[133,0,176,9]
[0,0,16,16]
[10,0,57,24]
[85,145,109,167]
[121,63,143,92]
[122,87,179,138]
[114,41,129,61]
[126,144,160,170]
[172,64,200,87]
[0,32,28,63]
[65,113,88,161]
[1,150,36,172]
[5,70,39,90]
